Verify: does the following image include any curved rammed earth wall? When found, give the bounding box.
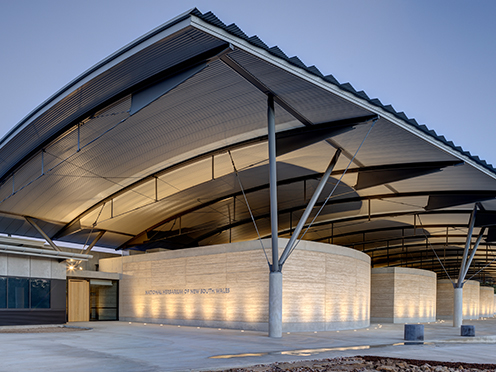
[479,287,495,317]
[437,279,480,320]
[99,238,371,332]
[371,267,436,323]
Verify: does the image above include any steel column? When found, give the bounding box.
[267,95,282,338]
[268,95,279,272]
[269,271,283,338]
[454,287,463,327]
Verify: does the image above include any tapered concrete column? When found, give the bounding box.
[269,271,283,338]
[454,287,463,327]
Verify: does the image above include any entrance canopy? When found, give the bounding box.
[1,9,496,280]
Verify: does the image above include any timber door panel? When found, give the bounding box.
[68,279,89,322]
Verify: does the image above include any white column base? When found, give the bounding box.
[454,287,463,327]
[269,271,283,338]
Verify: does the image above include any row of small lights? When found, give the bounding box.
[127,317,496,331]
[126,322,387,333]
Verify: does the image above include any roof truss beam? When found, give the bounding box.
[425,193,495,210]
[354,160,463,190]
[125,194,496,250]
[123,186,491,250]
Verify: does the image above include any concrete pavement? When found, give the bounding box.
[1,318,496,371]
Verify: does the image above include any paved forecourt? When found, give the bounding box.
[2,319,496,371]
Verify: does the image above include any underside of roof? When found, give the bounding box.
[1,9,496,282]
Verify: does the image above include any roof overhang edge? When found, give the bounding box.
[0,12,196,150]
[189,15,496,181]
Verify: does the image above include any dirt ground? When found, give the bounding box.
[207,356,496,372]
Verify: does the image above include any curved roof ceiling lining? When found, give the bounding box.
[1,9,496,279]
[0,26,229,181]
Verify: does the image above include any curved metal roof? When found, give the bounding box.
[1,9,496,282]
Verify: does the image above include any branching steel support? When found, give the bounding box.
[457,205,477,287]
[279,148,342,267]
[453,204,478,327]
[25,216,61,251]
[82,231,105,256]
[461,227,486,281]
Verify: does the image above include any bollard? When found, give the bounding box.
[461,325,475,337]
[404,324,424,342]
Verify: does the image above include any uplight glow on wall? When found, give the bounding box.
[103,240,371,332]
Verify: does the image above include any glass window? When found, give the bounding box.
[90,280,118,320]
[0,277,6,308]
[8,277,29,308]
[30,279,50,309]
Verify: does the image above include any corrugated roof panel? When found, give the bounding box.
[201,11,227,28]
[228,50,372,124]
[277,141,352,173]
[0,8,494,266]
[383,164,496,193]
[268,46,288,60]
[1,163,114,221]
[323,74,340,85]
[112,180,156,219]
[247,35,269,49]
[160,158,212,192]
[225,23,248,39]
[327,119,459,167]
[355,91,369,100]
[0,28,227,181]
[68,61,267,181]
[217,142,269,176]
[288,56,306,69]
[193,9,496,172]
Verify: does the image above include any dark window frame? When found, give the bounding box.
[30,278,51,309]
[8,277,29,309]
[0,277,6,309]
[0,276,52,310]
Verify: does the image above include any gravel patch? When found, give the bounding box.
[204,356,496,372]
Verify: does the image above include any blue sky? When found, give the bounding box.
[1,0,495,164]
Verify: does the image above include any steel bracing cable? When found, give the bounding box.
[75,202,107,267]
[0,113,132,206]
[285,118,378,260]
[416,214,454,284]
[464,255,496,283]
[81,202,106,252]
[227,150,270,267]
